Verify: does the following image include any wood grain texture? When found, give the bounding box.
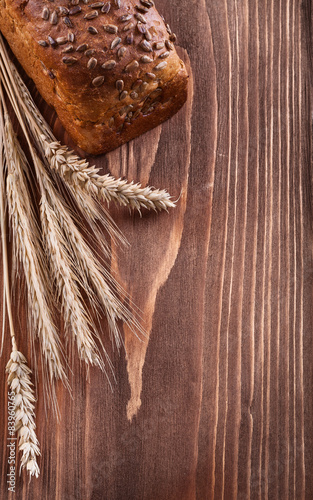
[1,0,313,498]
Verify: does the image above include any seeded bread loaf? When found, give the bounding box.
[0,0,188,155]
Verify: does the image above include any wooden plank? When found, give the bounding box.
[0,0,312,498]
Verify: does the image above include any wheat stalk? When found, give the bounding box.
[6,350,40,478]
[0,34,176,213]
[0,104,40,478]
[2,80,139,365]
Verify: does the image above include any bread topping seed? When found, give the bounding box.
[90,2,105,8]
[165,40,174,50]
[87,57,98,69]
[132,79,142,90]
[42,7,49,20]
[64,16,73,28]
[101,2,111,13]
[123,22,135,32]
[56,6,69,16]
[137,22,146,34]
[48,36,57,48]
[76,43,89,52]
[103,24,118,33]
[125,60,139,72]
[63,45,74,53]
[111,37,122,49]
[154,61,167,70]
[140,55,153,63]
[119,91,128,100]
[154,41,165,50]
[123,104,133,114]
[102,60,117,69]
[140,81,148,92]
[144,30,152,41]
[84,10,99,19]
[85,48,96,56]
[141,0,154,7]
[125,33,134,44]
[62,56,78,65]
[136,5,149,13]
[56,36,68,45]
[88,26,99,34]
[120,14,132,22]
[135,13,147,23]
[139,40,152,52]
[117,46,127,58]
[115,80,124,91]
[69,5,82,15]
[92,76,105,86]
[50,11,58,25]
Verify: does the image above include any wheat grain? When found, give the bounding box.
[6,350,40,478]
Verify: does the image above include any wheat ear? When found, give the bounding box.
[6,351,40,478]
[42,139,176,212]
[0,35,176,213]
[34,156,144,351]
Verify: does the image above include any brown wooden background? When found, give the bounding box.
[1,0,313,498]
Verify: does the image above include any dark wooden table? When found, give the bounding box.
[1,0,313,498]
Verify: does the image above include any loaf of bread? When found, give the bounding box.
[0,0,188,155]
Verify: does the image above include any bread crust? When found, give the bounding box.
[0,0,188,155]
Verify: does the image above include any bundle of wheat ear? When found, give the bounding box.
[0,34,176,479]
